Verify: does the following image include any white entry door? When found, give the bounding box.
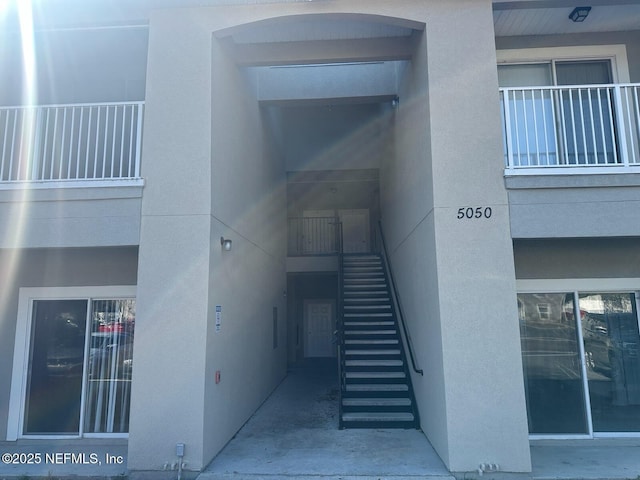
[304,300,335,357]
[339,209,370,253]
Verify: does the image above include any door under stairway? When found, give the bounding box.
[338,253,420,429]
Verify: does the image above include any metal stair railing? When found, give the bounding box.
[377,221,423,377]
[334,221,345,429]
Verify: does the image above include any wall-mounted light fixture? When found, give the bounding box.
[220,237,232,251]
[569,6,591,22]
[391,96,400,108]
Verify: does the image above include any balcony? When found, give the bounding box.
[500,83,640,175]
[0,102,144,187]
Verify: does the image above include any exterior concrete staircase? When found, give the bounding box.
[339,254,420,429]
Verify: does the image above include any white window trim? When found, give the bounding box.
[517,278,640,439]
[7,286,136,441]
[496,44,630,83]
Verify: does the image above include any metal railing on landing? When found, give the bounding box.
[500,83,640,172]
[0,101,144,184]
[287,216,340,256]
[377,221,423,377]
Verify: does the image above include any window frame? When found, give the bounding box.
[497,44,630,84]
[7,286,136,441]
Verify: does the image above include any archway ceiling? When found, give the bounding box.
[219,16,421,105]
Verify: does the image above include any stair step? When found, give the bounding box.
[344,297,390,303]
[344,270,384,274]
[345,339,398,345]
[344,305,391,310]
[343,269,382,274]
[342,397,411,407]
[344,321,394,327]
[345,383,409,392]
[343,256,381,262]
[345,359,404,367]
[343,293,388,298]
[345,371,406,379]
[344,331,397,337]
[344,311,393,317]
[341,412,415,422]
[344,314,393,319]
[344,283,387,293]
[345,349,401,356]
[342,285,389,292]
[342,260,382,272]
[344,273,385,277]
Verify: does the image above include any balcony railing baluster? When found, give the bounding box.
[0,101,144,185]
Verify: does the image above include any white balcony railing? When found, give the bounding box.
[0,101,144,184]
[500,83,640,173]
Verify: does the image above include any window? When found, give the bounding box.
[8,287,135,439]
[536,303,551,320]
[517,285,640,436]
[519,293,588,434]
[499,60,617,167]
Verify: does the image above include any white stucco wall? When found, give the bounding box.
[129,6,287,472]
[132,0,533,473]
[382,0,531,473]
[0,186,143,249]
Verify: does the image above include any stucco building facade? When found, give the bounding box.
[1,0,640,476]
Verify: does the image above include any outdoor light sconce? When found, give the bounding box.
[220,237,232,251]
[569,6,591,22]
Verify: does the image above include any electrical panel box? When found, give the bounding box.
[176,443,185,457]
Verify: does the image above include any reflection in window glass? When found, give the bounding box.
[580,293,640,432]
[22,297,135,436]
[24,300,88,434]
[85,299,135,433]
[518,293,588,434]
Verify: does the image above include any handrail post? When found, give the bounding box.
[613,85,631,167]
[134,103,143,178]
[501,89,515,170]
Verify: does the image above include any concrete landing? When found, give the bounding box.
[197,358,453,480]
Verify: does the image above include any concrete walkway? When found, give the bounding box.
[198,358,453,480]
[198,359,640,480]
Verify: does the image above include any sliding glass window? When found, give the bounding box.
[580,293,640,432]
[22,296,135,436]
[518,290,640,436]
[518,293,589,434]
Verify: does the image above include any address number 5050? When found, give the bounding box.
[457,207,492,220]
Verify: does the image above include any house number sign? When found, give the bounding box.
[456,207,492,220]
